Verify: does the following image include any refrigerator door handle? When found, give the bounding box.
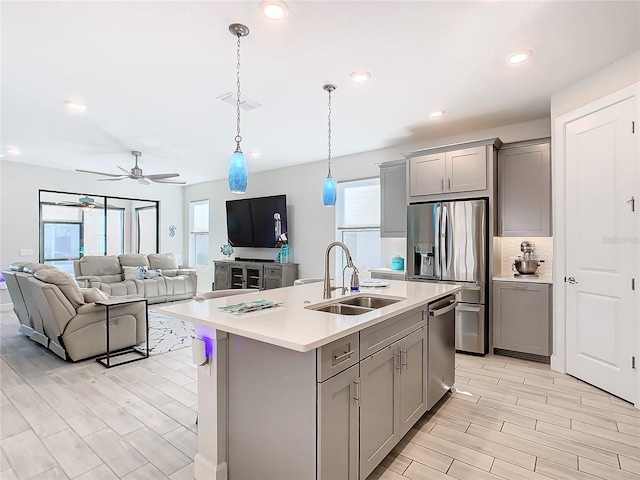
[434,203,441,278]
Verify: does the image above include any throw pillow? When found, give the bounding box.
[81,287,110,303]
[123,266,140,280]
[146,269,163,278]
[137,266,148,280]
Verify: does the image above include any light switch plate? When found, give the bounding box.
[20,249,33,256]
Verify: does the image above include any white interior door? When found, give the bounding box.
[565,96,637,402]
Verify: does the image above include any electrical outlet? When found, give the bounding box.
[20,249,33,256]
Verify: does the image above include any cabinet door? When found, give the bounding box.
[380,162,407,237]
[409,153,446,197]
[359,345,400,480]
[399,326,427,436]
[493,282,550,356]
[263,265,282,290]
[446,146,487,193]
[498,143,551,236]
[317,364,359,480]
[214,263,230,290]
[230,266,245,288]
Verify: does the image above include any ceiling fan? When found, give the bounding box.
[76,150,186,185]
[56,196,99,210]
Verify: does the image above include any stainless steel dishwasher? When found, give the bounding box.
[427,295,457,410]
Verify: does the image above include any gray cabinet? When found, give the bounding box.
[213,261,298,290]
[371,270,406,281]
[214,262,230,290]
[498,140,551,236]
[409,146,487,197]
[359,308,427,480]
[379,160,407,237]
[317,363,359,480]
[493,281,552,357]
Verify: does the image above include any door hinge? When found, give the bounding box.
[628,196,635,212]
[633,278,636,291]
[633,121,635,134]
[633,356,636,369]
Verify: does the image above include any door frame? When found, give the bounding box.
[552,82,640,407]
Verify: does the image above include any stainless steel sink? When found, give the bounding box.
[306,294,406,316]
[311,304,373,315]
[339,296,401,309]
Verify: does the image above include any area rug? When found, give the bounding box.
[146,308,195,355]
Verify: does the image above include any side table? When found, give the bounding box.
[95,296,149,368]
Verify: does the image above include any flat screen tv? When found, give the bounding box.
[226,194,288,248]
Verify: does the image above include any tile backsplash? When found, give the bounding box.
[498,237,553,276]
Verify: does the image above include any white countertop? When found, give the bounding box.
[493,273,553,284]
[158,281,459,352]
[369,267,406,274]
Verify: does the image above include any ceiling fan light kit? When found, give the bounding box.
[228,23,250,194]
[75,150,185,184]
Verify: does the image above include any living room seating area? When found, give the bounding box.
[3,262,147,361]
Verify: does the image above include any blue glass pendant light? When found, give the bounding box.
[322,84,337,207]
[228,23,250,194]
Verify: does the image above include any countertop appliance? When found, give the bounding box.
[512,240,542,275]
[407,199,488,354]
[427,295,457,409]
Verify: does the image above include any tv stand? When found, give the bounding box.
[214,260,298,291]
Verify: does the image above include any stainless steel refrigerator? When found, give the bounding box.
[407,199,488,354]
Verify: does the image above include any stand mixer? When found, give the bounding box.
[512,241,542,275]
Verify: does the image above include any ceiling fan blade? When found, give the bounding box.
[117,166,131,174]
[75,169,125,178]
[138,178,151,185]
[144,173,180,180]
[96,177,127,181]
[150,178,186,184]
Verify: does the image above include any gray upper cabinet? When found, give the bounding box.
[379,160,407,237]
[498,140,551,236]
[409,146,487,197]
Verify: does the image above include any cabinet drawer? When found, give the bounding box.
[360,306,426,359]
[264,266,282,278]
[317,333,359,382]
[371,272,406,281]
[215,264,229,273]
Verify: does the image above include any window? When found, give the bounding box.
[336,178,381,275]
[190,200,210,292]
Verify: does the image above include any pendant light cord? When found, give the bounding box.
[235,34,242,152]
[327,87,332,177]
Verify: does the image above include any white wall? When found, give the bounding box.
[184,117,551,286]
[0,161,184,306]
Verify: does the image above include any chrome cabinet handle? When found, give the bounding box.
[395,351,402,371]
[334,350,354,362]
[402,348,408,370]
[353,380,360,404]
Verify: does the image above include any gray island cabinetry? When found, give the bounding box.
[159,281,459,480]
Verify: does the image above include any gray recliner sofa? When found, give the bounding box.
[74,253,197,304]
[3,262,146,361]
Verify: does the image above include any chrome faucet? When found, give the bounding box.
[324,241,359,299]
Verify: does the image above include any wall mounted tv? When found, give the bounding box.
[226,194,288,248]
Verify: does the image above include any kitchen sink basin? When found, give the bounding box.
[339,296,401,309]
[306,294,406,316]
[311,304,373,315]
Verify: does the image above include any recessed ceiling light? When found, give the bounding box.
[350,71,371,84]
[260,0,289,20]
[6,147,21,155]
[506,50,532,65]
[65,100,87,111]
[429,110,445,119]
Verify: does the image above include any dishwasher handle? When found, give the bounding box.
[429,299,459,317]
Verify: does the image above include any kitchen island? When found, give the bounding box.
[159,280,460,480]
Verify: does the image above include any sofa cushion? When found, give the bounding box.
[118,254,150,268]
[23,263,55,275]
[34,269,85,309]
[123,266,148,280]
[148,253,178,270]
[81,287,110,303]
[146,268,163,278]
[77,255,121,277]
[100,280,137,297]
[10,262,35,272]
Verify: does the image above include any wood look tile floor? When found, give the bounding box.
[2,310,639,480]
